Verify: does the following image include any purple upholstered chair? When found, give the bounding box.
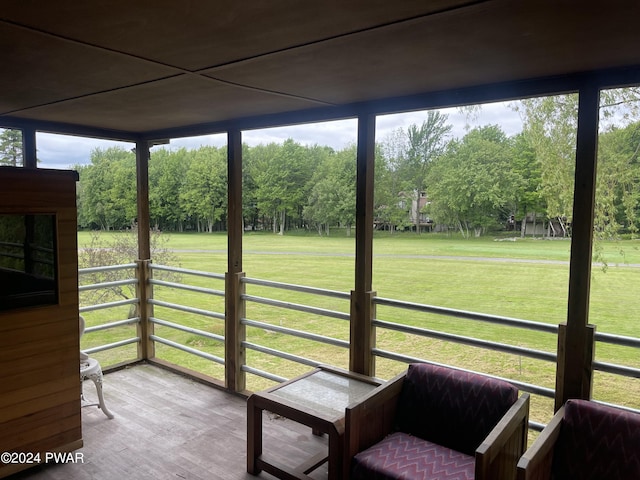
[345,363,530,480]
[517,399,640,480]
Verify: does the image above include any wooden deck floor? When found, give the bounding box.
[10,363,329,480]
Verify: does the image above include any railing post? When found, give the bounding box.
[136,259,155,361]
[226,271,246,392]
[555,323,595,411]
[350,290,376,375]
[554,83,600,410]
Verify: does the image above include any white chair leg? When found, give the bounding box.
[86,369,114,419]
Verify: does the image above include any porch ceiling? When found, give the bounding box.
[1,0,640,138]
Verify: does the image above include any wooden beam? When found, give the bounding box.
[350,114,376,375]
[555,84,600,410]
[21,127,37,168]
[142,65,640,143]
[135,139,151,261]
[135,140,153,360]
[226,129,246,392]
[227,129,243,274]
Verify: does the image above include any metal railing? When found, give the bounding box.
[78,263,140,357]
[148,264,226,366]
[79,262,640,427]
[240,276,351,383]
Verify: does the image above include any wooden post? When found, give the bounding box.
[555,323,595,410]
[350,114,376,376]
[226,129,246,392]
[555,84,600,410]
[136,259,155,360]
[135,139,153,359]
[22,127,37,169]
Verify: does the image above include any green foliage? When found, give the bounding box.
[304,144,356,235]
[377,112,452,233]
[596,121,640,239]
[78,229,181,318]
[516,95,578,235]
[425,125,521,237]
[79,146,136,230]
[0,128,23,166]
[179,146,227,232]
[75,93,640,242]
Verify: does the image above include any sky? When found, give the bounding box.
[33,100,524,170]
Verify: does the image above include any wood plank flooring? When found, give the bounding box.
[9,363,329,480]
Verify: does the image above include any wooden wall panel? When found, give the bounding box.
[0,167,82,478]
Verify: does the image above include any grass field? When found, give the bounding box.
[78,230,640,427]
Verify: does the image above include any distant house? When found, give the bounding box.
[409,191,433,232]
[520,213,569,237]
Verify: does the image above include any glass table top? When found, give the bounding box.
[270,370,378,418]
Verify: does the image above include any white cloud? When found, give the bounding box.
[36,132,132,170]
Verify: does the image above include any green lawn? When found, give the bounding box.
[78,230,640,425]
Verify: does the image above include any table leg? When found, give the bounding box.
[327,427,343,480]
[247,395,263,474]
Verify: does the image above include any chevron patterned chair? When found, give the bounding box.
[345,363,530,480]
[517,399,640,480]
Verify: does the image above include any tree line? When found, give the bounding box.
[4,92,638,239]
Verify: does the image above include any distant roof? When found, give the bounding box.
[2,0,640,140]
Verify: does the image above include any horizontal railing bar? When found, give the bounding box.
[150,317,225,343]
[149,279,225,296]
[242,294,349,321]
[593,360,640,378]
[150,335,225,365]
[371,348,555,398]
[374,296,558,334]
[242,365,288,384]
[84,317,139,333]
[595,332,640,348]
[242,341,320,368]
[83,337,140,355]
[79,263,137,274]
[242,276,350,300]
[528,421,545,432]
[79,278,137,292]
[241,318,349,348]
[593,399,640,415]
[374,319,556,363]
[149,299,225,320]
[151,263,225,280]
[80,298,139,312]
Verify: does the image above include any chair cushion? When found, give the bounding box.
[552,399,640,480]
[395,363,518,455]
[352,432,475,480]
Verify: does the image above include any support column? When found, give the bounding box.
[135,139,153,359]
[22,128,37,169]
[555,85,600,410]
[350,114,376,376]
[226,129,246,392]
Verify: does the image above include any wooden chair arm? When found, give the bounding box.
[343,372,405,477]
[516,406,564,480]
[476,393,530,480]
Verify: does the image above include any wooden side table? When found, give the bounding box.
[247,365,382,480]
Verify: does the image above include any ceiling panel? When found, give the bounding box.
[11,75,325,132]
[1,0,640,136]
[0,22,178,114]
[1,0,473,71]
[206,1,640,105]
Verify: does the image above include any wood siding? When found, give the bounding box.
[0,167,82,478]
